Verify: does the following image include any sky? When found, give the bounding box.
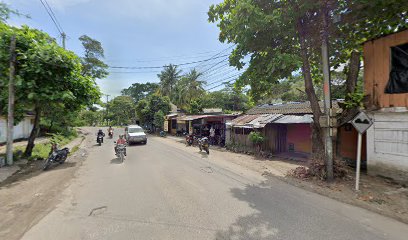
[5,0,237,99]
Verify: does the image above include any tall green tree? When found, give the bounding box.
[157,64,181,97]
[172,69,206,109]
[79,35,109,80]
[121,82,159,103]
[208,0,408,161]
[0,24,101,156]
[107,96,136,125]
[135,94,171,129]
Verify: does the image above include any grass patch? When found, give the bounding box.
[15,131,78,161]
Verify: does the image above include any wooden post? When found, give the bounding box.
[6,35,17,166]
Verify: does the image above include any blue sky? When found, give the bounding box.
[5,0,236,99]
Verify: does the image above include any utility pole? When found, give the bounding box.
[6,35,17,166]
[105,94,110,125]
[61,32,66,49]
[321,1,334,181]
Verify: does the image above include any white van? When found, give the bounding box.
[125,125,147,144]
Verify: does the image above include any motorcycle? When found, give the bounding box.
[160,130,167,137]
[116,144,126,163]
[97,135,104,146]
[43,144,70,170]
[108,129,113,139]
[198,137,210,154]
[185,134,194,146]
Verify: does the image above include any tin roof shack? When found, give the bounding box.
[164,113,179,135]
[177,114,238,143]
[227,102,363,162]
[363,30,408,183]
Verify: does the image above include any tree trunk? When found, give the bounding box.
[346,51,361,94]
[24,106,41,157]
[297,19,325,158]
[338,51,361,125]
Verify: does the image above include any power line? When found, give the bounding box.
[109,54,229,69]
[43,0,64,33]
[39,0,66,48]
[39,0,62,34]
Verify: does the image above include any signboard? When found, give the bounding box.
[350,112,373,134]
[163,120,168,132]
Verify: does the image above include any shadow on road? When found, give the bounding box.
[110,158,123,164]
[0,161,77,189]
[215,182,279,240]
[198,151,209,159]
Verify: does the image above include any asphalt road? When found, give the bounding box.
[21,128,408,240]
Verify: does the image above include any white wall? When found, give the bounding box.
[367,112,408,182]
[0,117,34,143]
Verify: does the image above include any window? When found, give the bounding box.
[385,43,408,94]
[243,128,253,135]
[234,127,242,135]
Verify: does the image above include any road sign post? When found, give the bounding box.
[350,112,373,191]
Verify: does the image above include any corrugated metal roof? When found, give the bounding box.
[177,115,208,121]
[247,101,341,115]
[231,115,260,125]
[274,115,313,124]
[248,114,283,128]
[231,114,282,128]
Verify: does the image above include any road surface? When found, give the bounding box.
[18,128,408,239]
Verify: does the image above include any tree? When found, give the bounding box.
[200,84,252,112]
[157,64,181,97]
[79,35,109,80]
[172,69,206,109]
[0,24,101,156]
[153,110,165,130]
[208,0,408,168]
[121,82,159,103]
[107,96,136,125]
[135,94,171,129]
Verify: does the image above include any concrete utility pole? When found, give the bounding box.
[6,35,17,166]
[105,94,110,125]
[321,2,334,181]
[61,32,66,49]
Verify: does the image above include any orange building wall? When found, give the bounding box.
[363,30,408,108]
[338,125,367,161]
[286,124,312,154]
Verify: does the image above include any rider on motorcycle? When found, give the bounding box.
[97,129,105,143]
[115,135,127,156]
[108,126,114,136]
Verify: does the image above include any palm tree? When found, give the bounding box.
[157,64,181,97]
[173,69,206,109]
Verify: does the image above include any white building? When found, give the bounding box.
[0,116,34,144]
[363,30,408,183]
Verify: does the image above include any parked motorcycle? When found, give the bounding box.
[116,144,126,163]
[198,137,210,154]
[97,135,104,146]
[160,130,167,137]
[43,144,69,170]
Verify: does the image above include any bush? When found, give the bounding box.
[249,131,265,145]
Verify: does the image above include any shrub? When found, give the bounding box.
[249,131,265,145]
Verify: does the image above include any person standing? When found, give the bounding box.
[209,126,215,145]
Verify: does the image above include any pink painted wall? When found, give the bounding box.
[286,124,312,154]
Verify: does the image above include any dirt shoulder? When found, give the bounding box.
[161,135,408,225]
[0,129,91,240]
